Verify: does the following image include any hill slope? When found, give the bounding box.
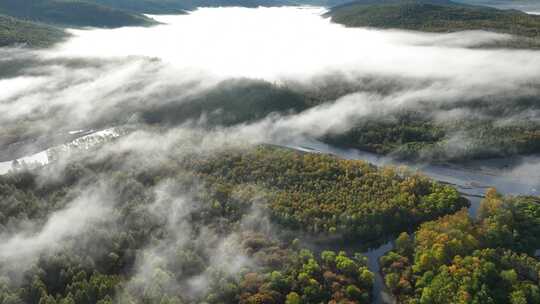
[327,0,540,38]
[0,0,156,28]
[84,0,292,13]
[456,0,540,12]
[83,0,188,13]
[0,14,67,47]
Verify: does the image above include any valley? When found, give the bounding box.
[1,2,540,304]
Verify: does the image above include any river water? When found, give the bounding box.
[0,128,121,175]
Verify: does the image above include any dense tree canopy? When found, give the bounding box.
[0,143,470,303]
[0,0,156,28]
[0,14,67,47]
[327,0,540,48]
[380,189,540,303]
[85,0,291,13]
[185,145,469,240]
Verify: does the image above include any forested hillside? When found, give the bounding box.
[324,113,540,161]
[187,145,468,240]
[81,0,292,13]
[456,0,540,11]
[327,0,540,45]
[0,14,67,47]
[136,79,540,162]
[0,142,467,303]
[0,0,156,28]
[380,189,540,303]
[0,0,324,48]
[81,0,188,13]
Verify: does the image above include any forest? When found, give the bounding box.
[380,189,540,303]
[0,14,67,47]
[327,0,540,48]
[0,142,469,304]
[2,2,540,304]
[0,0,156,28]
[85,0,291,12]
[0,0,313,44]
[185,145,468,240]
[325,113,540,161]
[0,0,157,48]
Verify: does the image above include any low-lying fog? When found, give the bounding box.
[3,7,540,301]
[50,7,537,81]
[3,6,540,172]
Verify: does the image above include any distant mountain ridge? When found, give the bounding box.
[0,14,67,47]
[456,0,540,12]
[0,0,157,28]
[7,0,540,50]
[326,0,540,45]
[84,0,293,13]
[0,0,296,48]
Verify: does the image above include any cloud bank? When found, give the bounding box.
[0,8,536,164]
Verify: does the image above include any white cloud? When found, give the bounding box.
[2,6,540,166]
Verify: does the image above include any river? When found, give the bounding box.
[0,128,121,175]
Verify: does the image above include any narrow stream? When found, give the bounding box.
[286,139,540,304]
